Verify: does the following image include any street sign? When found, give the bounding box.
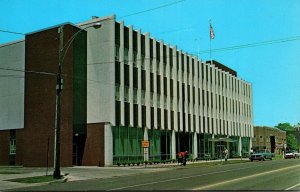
[144,147,148,155]
[142,140,149,148]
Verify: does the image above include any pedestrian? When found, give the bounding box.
[182,151,189,166]
[177,152,183,166]
[224,148,228,161]
[177,151,189,166]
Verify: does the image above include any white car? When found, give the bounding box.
[293,151,300,158]
[285,151,299,159]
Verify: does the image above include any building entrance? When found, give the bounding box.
[270,136,275,153]
[73,134,86,165]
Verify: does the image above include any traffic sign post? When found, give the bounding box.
[142,140,149,167]
[142,140,149,148]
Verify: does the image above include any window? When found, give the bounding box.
[142,70,146,91]
[150,58,153,72]
[133,51,138,67]
[115,61,121,84]
[150,73,154,92]
[124,86,129,102]
[157,62,160,74]
[124,64,130,86]
[115,44,120,61]
[164,95,167,108]
[133,88,138,104]
[157,93,161,107]
[141,90,145,105]
[150,93,154,106]
[115,84,120,101]
[124,48,129,64]
[10,130,16,155]
[141,54,145,69]
[10,139,16,155]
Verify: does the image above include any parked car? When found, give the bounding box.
[285,150,299,159]
[249,150,274,162]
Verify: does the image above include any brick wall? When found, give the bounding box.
[82,123,105,166]
[0,131,10,164]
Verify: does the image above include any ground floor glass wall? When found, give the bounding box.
[229,136,239,158]
[112,126,144,164]
[241,137,250,157]
[148,129,162,162]
[112,126,251,164]
[198,134,212,159]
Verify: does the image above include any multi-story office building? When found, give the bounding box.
[0,15,253,166]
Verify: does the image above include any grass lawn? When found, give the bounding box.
[7,175,55,183]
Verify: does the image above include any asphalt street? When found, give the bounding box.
[6,159,300,191]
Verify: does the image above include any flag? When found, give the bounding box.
[210,23,215,39]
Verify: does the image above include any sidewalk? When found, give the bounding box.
[0,158,248,191]
[0,165,171,191]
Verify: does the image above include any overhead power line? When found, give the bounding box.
[0,0,186,39]
[119,0,186,19]
[0,66,57,76]
[197,35,300,55]
[0,29,25,35]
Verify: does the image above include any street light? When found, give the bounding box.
[53,22,102,179]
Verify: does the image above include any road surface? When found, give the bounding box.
[8,159,300,191]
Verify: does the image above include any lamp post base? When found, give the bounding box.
[53,169,61,179]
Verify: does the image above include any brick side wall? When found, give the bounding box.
[0,131,10,164]
[82,123,105,166]
[22,25,78,167]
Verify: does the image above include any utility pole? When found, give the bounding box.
[53,25,64,179]
[52,22,102,179]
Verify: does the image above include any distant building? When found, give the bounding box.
[253,126,286,154]
[0,15,253,166]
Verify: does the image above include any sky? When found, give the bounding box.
[0,0,299,127]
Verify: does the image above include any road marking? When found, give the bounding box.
[285,182,300,190]
[193,164,300,190]
[107,164,267,191]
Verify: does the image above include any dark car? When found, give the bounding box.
[249,150,274,162]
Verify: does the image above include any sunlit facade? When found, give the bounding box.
[84,15,254,165]
[0,15,253,166]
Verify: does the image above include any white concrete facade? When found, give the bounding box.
[82,16,253,135]
[0,40,25,130]
[80,16,254,163]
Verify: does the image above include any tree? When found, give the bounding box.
[275,123,294,132]
[276,122,299,151]
[286,134,299,150]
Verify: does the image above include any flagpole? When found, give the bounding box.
[195,38,200,59]
[209,19,212,65]
[210,36,212,62]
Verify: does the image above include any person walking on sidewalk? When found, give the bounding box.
[177,151,189,166]
[224,148,228,161]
